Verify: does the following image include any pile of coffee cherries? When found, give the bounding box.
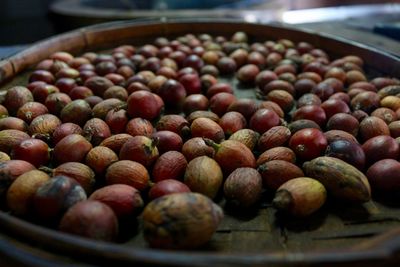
[0,31,400,249]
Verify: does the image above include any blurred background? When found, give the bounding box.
[0,0,400,55]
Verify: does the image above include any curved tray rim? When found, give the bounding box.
[0,211,397,267]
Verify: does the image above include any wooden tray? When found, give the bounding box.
[1,19,400,267]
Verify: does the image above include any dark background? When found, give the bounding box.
[0,0,399,45]
[0,0,56,44]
